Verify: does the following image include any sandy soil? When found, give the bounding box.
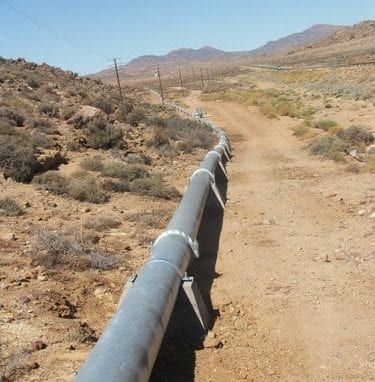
[178,96,375,381]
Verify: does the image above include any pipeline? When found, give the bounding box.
[74,100,230,382]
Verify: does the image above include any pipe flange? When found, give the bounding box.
[190,168,215,183]
[153,229,199,258]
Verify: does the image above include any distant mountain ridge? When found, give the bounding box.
[251,24,344,55]
[92,23,347,80]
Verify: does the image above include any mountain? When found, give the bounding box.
[251,24,344,55]
[91,23,346,82]
[263,20,375,66]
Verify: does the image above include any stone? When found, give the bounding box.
[31,340,47,352]
[37,274,48,281]
[358,210,366,216]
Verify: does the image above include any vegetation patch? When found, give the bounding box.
[313,119,338,131]
[201,87,315,119]
[336,125,374,147]
[309,135,349,162]
[33,230,120,270]
[84,118,123,149]
[0,197,24,216]
[33,171,108,203]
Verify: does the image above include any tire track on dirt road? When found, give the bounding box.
[184,98,374,381]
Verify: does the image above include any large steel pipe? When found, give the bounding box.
[74,105,230,382]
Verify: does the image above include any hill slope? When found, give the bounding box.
[251,24,344,55]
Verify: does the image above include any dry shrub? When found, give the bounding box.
[0,135,40,182]
[0,197,23,216]
[85,118,123,149]
[101,162,149,180]
[125,209,171,229]
[79,156,104,171]
[313,119,338,131]
[309,136,349,162]
[39,102,59,117]
[33,171,108,203]
[83,216,121,231]
[129,176,180,200]
[336,125,374,146]
[33,230,119,270]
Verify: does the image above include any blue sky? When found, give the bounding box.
[0,0,374,74]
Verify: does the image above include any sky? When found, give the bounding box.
[0,0,374,74]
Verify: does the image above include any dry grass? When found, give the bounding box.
[200,87,315,119]
[0,197,23,216]
[33,230,120,270]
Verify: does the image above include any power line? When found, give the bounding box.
[0,0,105,59]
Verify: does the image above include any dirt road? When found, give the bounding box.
[184,97,374,381]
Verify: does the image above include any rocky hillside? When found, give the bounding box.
[0,57,216,381]
[262,20,375,66]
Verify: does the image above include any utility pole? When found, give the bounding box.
[178,68,184,96]
[200,67,204,87]
[191,66,196,88]
[113,58,124,103]
[206,68,210,84]
[156,66,165,105]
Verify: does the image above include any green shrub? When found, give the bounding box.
[101,162,149,180]
[313,119,338,131]
[80,156,104,171]
[336,125,374,146]
[39,102,59,117]
[85,118,123,149]
[0,197,23,216]
[309,136,349,162]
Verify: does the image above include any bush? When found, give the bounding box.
[126,107,145,126]
[313,119,338,131]
[34,230,119,270]
[101,162,149,180]
[66,172,108,203]
[124,153,152,165]
[33,171,69,195]
[79,156,104,171]
[93,96,113,114]
[0,197,23,216]
[85,118,123,149]
[0,135,40,182]
[31,118,58,134]
[147,129,170,148]
[27,76,41,89]
[309,136,349,162]
[84,216,121,231]
[115,102,134,122]
[0,107,25,126]
[336,125,374,146]
[129,176,180,200]
[102,179,130,193]
[39,102,59,117]
[33,171,108,203]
